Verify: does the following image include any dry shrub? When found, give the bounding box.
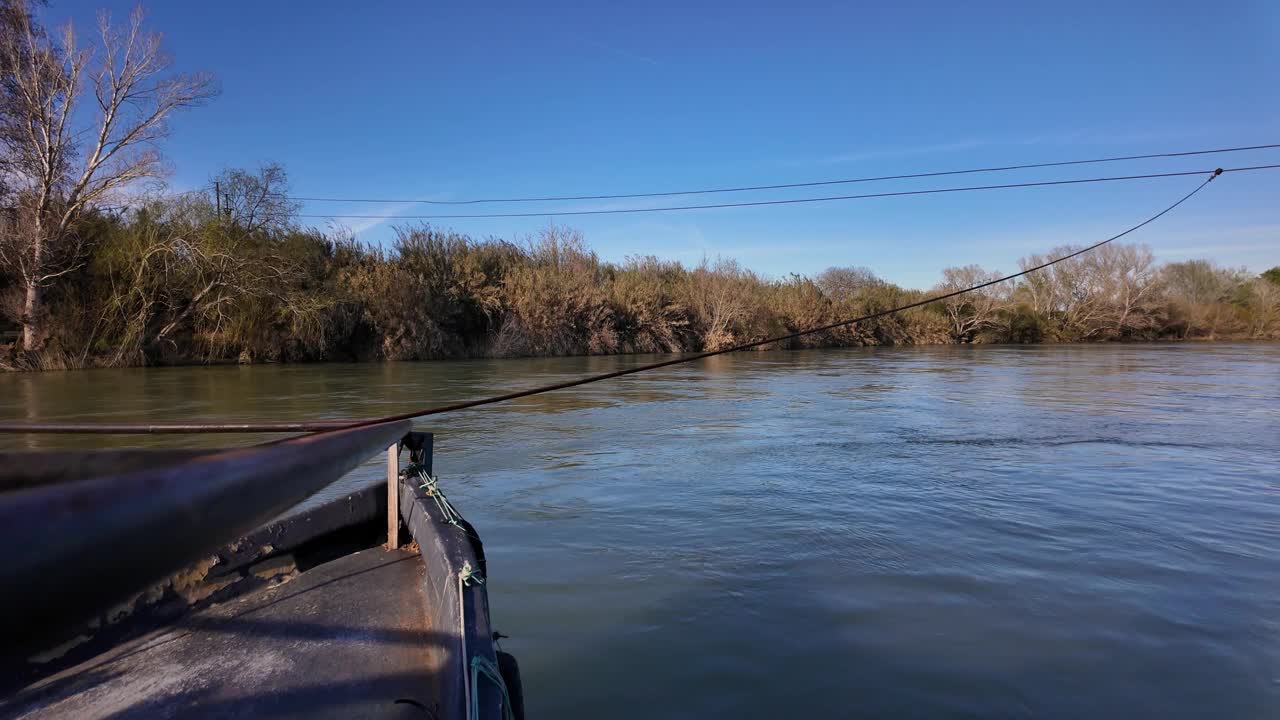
[494,227,615,357]
[766,276,839,349]
[339,246,447,360]
[681,258,765,351]
[334,227,522,359]
[609,256,691,353]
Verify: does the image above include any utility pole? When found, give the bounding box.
[214,181,221,217]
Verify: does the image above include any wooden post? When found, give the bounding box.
[385,443,399,550]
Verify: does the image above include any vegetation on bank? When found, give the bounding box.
[1,162,1277,370]
[0,1,1276,370]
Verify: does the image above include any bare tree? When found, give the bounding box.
[1243,278,1280,338]
[815,265,883,301]
[1089,243,1160,337]
[1161,259,1245,306]
[0,2,215,351]
[0,0,44,201]
[1160,260,1251,339]
[936,264,1006,342]
[684,257,758,351]
[151,167,300,351]
[1017,247,1110,339]
[214,163,299,233]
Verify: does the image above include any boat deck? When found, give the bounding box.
[5,548,445,720]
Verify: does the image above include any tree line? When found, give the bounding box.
[1,163,1276,370]
[0,2,1276,370]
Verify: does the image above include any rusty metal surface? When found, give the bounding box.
[1,481,392,692]
[4,548,444,719]
[0,420,410,651]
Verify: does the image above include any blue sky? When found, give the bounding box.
[42,0,1279,288]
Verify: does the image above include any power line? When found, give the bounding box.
[0,170,1226,435]
[295,165,1280,220]
[285,143,1280,205]
[327,170,1227,432]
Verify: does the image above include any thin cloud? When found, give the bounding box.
[581,37,660,66]
[310,190,463,236]
[341,202,417,235]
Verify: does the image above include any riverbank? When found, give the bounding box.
[4,333,1278,374]
[3,198,1277,371]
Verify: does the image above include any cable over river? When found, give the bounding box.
[2,343,1277,718]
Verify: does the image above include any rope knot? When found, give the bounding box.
[459,561,484,587]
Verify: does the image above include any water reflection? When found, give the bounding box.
[2,344,1279,718]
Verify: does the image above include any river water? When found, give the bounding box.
[2,344,1278,718]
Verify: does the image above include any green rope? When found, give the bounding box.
[411,465,464,527]
[459,561,484,587]
[470,655,514,720]
[418,467,503,720]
